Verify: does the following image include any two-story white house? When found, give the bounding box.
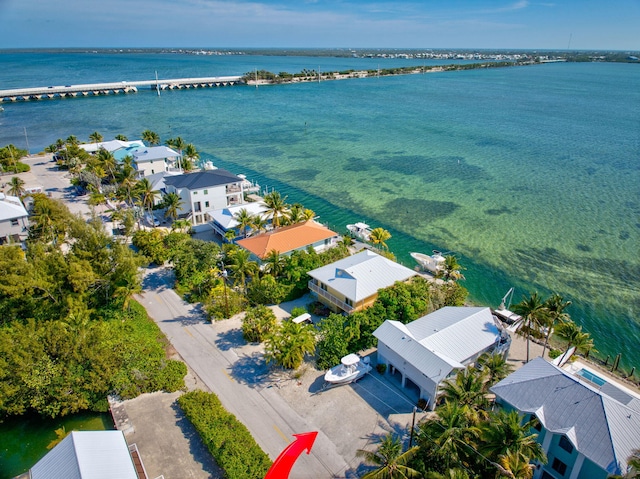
[0,193,29,246]
[132,146,182,178]
[163,169,246,228]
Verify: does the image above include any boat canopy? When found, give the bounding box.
[341,353,361,366]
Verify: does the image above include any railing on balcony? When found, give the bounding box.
[226,184,242,194]
[308,281,354,313]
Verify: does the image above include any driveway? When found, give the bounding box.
[136,266,421,478]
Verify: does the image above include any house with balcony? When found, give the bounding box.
[163,169,246,228]
[490,357,640,479]
[307,249,417,314]
[132,145,182,178]
[0,193,29,246]
[236,220,338,261]
[373,306,511,409]
[208,201,270,240]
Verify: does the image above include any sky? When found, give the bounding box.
[0,0,638,50]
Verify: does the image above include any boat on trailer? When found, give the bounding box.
[324,354,371,386]
[346,222,373,241]
[410,250,446,274]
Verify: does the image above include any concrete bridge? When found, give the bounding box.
[0,76,244,102]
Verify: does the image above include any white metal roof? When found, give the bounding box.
[79,139,143,154]
[30,430,138,479]
[491,358,640,475]
[373,307,502,385]
[132,145,180,162]
[208,202,268,230]
[307,250,417,302]
[0,194,28,221]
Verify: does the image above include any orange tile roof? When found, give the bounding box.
[236,221,338,259]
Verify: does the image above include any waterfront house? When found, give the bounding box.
[163,169,246,228]
[0,192,29,246]
[132,145,182,178]
[208,201,269,240]
[79,139,144,155]
[237,220,338,261]
[307,249,417,314]
[491,357,640,479]
[29,430,143,479]
[374,306,511,409]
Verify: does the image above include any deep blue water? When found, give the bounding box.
[1,52,639,373]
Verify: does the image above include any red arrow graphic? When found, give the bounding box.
[264,431,318,479]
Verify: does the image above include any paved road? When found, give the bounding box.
[136,267,350,479]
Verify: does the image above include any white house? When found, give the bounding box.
[163,169,246,227]
[491,358,640,479]
[307,250,418,314]
[0,193,29,245]
[132,146,181,178]
[208,201,269,239]
[373,306,511,409]
[29,431,141,479]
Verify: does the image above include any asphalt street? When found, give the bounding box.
[136,267,350,479]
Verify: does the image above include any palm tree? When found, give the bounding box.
[264,321,316,369]
[264,250,286,278]
[182,143,199,172]
[476,352,514,390]
[512,292,547,363]
[418,401,480,471]
[439,255,466,282]
[141,130,160,146]
[96,149,118,183]
[251,214,268,234]
[478,410,546,469]
[286,204,307,225]
[356,433,420,479]
[115,134,129,141]
[228,248,258,292]
[134,178,159,222]
[65,135,79,145]
[7,176,26,197]
[162,192,183,221]
[263,191,288,228]
[172,218,192,233]
[440,367,489,413]
[166,137,186,170]
[369,227,392,250]
[112,272,142,310]
[426,470,471,479]
[498,450,535,479]
[554,320,595,357]
[88,131,103,144]
[542,293,571,357]
[233,207,255,238]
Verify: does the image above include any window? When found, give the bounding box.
[194,201,201,212]
[11,219,19,226]
[193,191,198,195]
[205,201,209,208]
[204,189,208,194]
[552,458,567,476]
[559,436,574,454]
[345,298,353,307]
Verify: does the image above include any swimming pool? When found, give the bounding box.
[577,368,607,387]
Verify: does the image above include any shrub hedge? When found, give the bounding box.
[178,390,272,479]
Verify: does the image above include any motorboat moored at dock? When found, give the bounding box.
[346,222,372,242]
[410,250,446,274]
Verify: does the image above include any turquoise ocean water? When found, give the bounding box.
[1,52,639,373]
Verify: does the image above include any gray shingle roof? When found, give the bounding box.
[163,169,242,190]
[490,357,640,474]
[307,250,417,302]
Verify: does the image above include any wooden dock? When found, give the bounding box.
[0,75,244,102]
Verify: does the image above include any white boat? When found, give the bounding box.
[492,287,523,332]
[410,250,446,273]
[324,354,371,385]
[346,222,372,241]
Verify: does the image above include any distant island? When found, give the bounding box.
[2,47,639,64]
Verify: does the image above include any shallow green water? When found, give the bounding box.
[1,53,638,373]
[0,412,113,478]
